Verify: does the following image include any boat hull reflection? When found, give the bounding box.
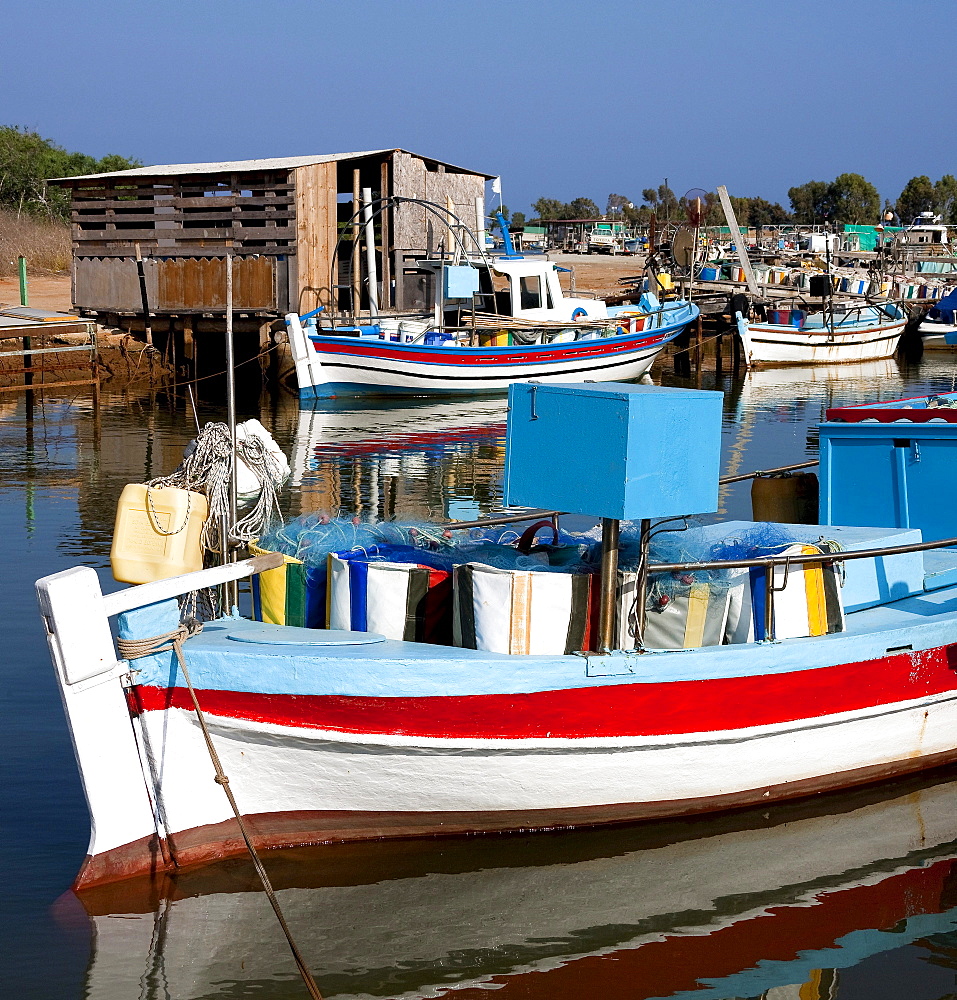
[73,767,957,1000]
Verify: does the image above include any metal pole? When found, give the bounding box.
[362,187,379,316]
[225,252,238,603]
[18,255,28,305]
[634,518,651,644]
[597,517,621,652]
[763,559,776,641]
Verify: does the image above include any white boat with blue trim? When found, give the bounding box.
[919,288,957,348]
[37,383,957,893]
[286,228,697,397]
[735,300,907,366]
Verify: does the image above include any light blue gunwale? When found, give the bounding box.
[120,583,957,700]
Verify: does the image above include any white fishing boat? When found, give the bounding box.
[919,288,957,348]
[287,217,697,397]
[735,300,907,365]
[36,382,957,895]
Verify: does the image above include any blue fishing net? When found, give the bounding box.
[257,515,596,573]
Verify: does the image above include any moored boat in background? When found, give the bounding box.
[286,221,697,396]
[735,300,907,366]
[919,288,957,349]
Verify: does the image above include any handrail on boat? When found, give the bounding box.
[444,460,821,530]
[648,533,957,644]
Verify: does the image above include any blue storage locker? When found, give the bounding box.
[504,383,724,520]
[820,409,957,543]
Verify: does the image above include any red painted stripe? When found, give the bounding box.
[312,332,670,366]
[131,645,957,739]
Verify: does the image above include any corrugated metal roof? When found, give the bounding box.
[50,149,496,183]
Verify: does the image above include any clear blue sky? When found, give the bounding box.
[4,0,954,217]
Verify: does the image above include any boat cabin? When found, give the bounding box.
[412,254,609,324]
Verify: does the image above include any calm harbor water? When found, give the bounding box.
[7,349,957,998]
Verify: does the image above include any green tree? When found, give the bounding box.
[746,197,791,226]
[0,125,140,220]
[606,192,631,216]
[896,175,936,225]
[531,197,566,221]
[828,173,880,224]
[511,210,526,228]
[788,180,831,222]
[934,175,957,224]
[566,197,600,219]
[641,184,679,219]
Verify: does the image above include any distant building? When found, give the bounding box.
[50,149,495,341]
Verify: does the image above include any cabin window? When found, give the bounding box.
[520,276,543,310]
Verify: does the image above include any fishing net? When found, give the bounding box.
[257,515,599,573]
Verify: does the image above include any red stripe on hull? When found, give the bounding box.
[312,333,671,366]
[131,645,957,739]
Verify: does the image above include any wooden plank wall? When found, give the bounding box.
[392,152,485,251]
[293,161,338,314]
[67,171,295,256]
[74,256,281,313]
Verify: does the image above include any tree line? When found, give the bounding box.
[0,125,141,221]
[510,173,957,229]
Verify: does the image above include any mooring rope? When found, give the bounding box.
[118,624,324,1000]
[147,421,285,553]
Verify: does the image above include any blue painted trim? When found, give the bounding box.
[128,584,957,699]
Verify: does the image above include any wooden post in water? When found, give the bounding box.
[134,244,153,347]
[19,257,33,397]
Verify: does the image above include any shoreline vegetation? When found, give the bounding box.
[0,208,70,276]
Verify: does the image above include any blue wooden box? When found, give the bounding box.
[504,383,724,520]
[819,393,957,545]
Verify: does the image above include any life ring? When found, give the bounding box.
[571,307,588,321]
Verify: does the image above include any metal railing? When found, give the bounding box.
[648,533,957,644]
[440,457,957,644]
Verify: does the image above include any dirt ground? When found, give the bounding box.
[0,273,74,312]
[548,252,646,301]
[0,254,646,319]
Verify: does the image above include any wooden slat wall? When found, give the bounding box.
[68,172,296,255]
[293,161,338,314]
[391,152,428,249]
[74,256,281,313]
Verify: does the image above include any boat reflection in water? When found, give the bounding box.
[729,358,907,422]
[69,767,957,1000]
[285,395,509,521]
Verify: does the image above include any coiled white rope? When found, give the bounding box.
[147,422,285,553]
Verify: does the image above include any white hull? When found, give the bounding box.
[742,321,906,365]
[299,341,662,395]
[920,320,957,349]
[138,691,957,829]
[285,307,697,397]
